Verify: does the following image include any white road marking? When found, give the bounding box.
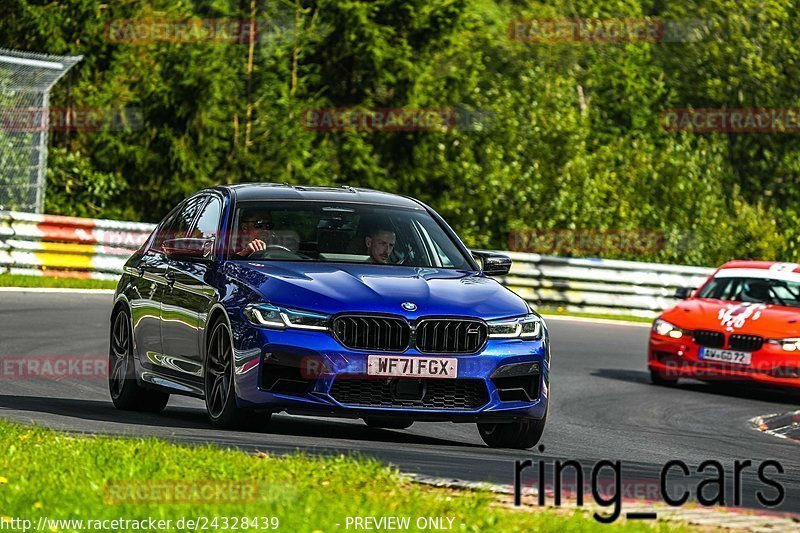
[0,287,114,294]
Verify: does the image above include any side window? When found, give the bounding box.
[150,210,180,252]
[431,240,455,268]
[191,197,222,240]
[151,197,205,251]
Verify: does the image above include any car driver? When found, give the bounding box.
[365,227,396,264]
[235,211,274,257]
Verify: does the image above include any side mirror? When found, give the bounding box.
[472,250,512,276]
[162,237,214,262]
[674,287,696,299]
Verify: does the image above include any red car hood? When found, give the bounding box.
[662,298,800,338]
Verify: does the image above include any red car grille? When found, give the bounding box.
[692,330,725,348]
[729,334,764,352]
[690,330,764,352]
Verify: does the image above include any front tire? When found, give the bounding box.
[477,414,546,449]
[109,308,169,412]
[204,319,269,430]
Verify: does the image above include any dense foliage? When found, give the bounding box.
[1,0,798,265]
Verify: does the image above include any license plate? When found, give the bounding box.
[366,355,457,379]
[699,347,752,365]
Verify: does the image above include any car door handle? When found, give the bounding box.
[165,272,176,287]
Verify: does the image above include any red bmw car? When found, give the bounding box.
[649,260,800,388]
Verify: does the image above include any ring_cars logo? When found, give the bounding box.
[718,303,766,331]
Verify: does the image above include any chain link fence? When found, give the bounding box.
[0,49,82,213]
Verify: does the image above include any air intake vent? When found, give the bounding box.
[329,377,489,409]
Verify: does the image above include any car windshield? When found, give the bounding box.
[228,201,473,269]
[696,276,800,308]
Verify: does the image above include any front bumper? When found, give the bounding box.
[648,333,800,388]
[231,323,549,422]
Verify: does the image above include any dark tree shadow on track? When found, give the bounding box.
[0,394,481,448]
[592,368,800,405]
[264,415,483,448]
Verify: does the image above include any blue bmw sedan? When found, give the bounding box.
[109,184,549,448]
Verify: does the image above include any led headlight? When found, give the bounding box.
[487,313,543,340]
[653,318,683,339]
[770,338,800,352]
[244,304,329,331]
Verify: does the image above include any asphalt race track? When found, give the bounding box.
[1,292,799,516]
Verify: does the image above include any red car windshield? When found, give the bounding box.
[697,276,800,308]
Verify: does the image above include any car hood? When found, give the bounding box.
[662,298,800,338]
[225,261,528,320]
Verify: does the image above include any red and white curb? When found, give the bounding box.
[751,411,800,444]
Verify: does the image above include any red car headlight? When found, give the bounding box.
[653,318,684,339]
[768,338,800,351]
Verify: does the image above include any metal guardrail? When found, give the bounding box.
[0,210,154,280]
[0,210,716,316]
[500,252,715,318]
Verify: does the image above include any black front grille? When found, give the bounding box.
[692,330,725,348]
[729,334,764,352]
[415,319,487,354]
[332,316,410,352]
[329,377,489,410]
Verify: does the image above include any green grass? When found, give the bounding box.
[538,308,655,324]
[0,274,117,290]
[0,419,680,532]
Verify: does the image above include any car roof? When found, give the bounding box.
[719,260,800,273]
[715,260,800,282]
[216,183,425,210]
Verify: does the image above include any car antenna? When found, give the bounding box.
[285,182,307,191]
